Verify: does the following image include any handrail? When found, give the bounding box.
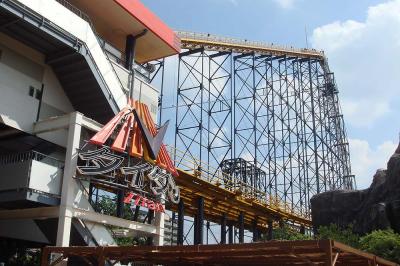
[55,0,151,82]
[177,30,326,60]
[0,150,63,168]
[5,0,122,112]
[166,145,309,220]
[55,0,92,26]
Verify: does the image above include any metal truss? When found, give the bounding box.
[173,48,232,176]
[162,48,354,220]
[151,32,355,245]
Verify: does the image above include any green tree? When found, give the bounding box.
[272,225,313,241]
[359,229,400,263]
[316,224,360,248]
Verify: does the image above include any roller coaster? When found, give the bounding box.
[155,31,356,244]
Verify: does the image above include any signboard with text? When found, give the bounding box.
[76,100,180,212]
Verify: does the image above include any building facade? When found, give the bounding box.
[0,0,180,262]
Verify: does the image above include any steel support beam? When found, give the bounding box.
[221,214,227,244]
[194,197,204,245]
[300,225,305,235]
[228,224,234,244]
[267,220,273,241]
[238,212,244,243]
[116,190,124,218]
[170,40,353,224]
[252,219,258,242]
[177,199,184,245]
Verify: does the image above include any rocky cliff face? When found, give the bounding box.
[311,143,400,235]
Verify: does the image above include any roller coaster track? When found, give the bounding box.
[176,30,325,60]
[168,146,312,230]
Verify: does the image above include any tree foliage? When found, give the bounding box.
[272,225,312,241]
[94,195,150,246]
[359,229,400,263]
[85,195,400,263]
[316,224,360,248]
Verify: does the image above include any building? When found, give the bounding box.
[0,0,180,262]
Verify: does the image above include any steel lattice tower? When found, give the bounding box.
[160,32,355,219]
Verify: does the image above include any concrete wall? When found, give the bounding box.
[0,33,74,133]
[111,61,159,120]
[0,162,30,190]
[0,219,50,244]
[29,160,62,196]
[16,0,127,110]
[0,159,62,196]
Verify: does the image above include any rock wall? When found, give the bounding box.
[311,143,400,235]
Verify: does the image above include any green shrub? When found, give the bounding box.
[272,225,313,241]
[316,224,360,248]
[359,229,400,263]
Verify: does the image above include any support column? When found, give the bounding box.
[220,214,227,244]
[267,220,273,241]
[228,224,234,244]
[194,197,204,245]
[193,214,198,245]
[116,190,124,218]
[300,225,306,235]
[56,112,82,247]
[171,212,176,245]
[125,31,147,100]
[124,34,135,70]
[146,210,154,246]
[177,199,184,245]
[154,209,164,246]
[279,220,285,228]
[238,212,244,243]
[252,219,258,242]
[88,182,93,204]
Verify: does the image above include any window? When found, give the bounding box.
[29,86,35,97]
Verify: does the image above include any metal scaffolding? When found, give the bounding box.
[160,32,355,220]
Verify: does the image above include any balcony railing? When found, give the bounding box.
[0,150,63,168]
[0,150,64,198]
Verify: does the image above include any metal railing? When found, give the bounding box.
[166,145,309,220]
[177,30,325,59]
[0,150,63,168]
[55,0,91,25]
[56,0,151,83]
[6,0,122,112]
[97,37,152,83]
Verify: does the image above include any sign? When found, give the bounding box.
[76,100,180,209]
[124,192,165,213]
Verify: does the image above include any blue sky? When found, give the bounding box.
[143,0,400,189]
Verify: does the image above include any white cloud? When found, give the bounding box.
[313,20,365,52]
[341,99,390,128]
[349,138,397,189]
[273,0,297,9]
[312,0,400,128]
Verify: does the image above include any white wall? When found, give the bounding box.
[110,61,159,120]
[29,160,62,196]
[0,33,74,133]
[14,0,159,119]
[16,0,127,110]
